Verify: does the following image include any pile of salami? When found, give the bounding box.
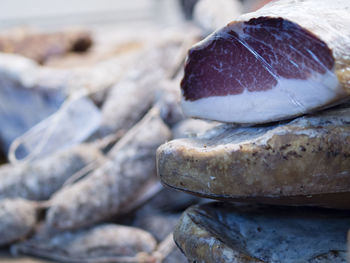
[0,24,207,263]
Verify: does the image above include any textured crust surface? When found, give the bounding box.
[157,106,350,208]
[174,203,349,263]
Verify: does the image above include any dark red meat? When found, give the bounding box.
[181,17,334,101]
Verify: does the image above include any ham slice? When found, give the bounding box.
[181,0,350,123]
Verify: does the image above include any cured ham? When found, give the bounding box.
[181,0,350,123]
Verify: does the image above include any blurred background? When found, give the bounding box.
[0,0,183,29]
[0,0,271,30]
[0,1,269,262]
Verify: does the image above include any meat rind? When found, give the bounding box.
[157,105,350,208]
[174,202,349,263]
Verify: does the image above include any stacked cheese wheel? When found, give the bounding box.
[157,0,350,262]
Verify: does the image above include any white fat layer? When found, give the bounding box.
[181,70,342,123]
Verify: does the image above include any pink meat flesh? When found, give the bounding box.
[181,17,334,101]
